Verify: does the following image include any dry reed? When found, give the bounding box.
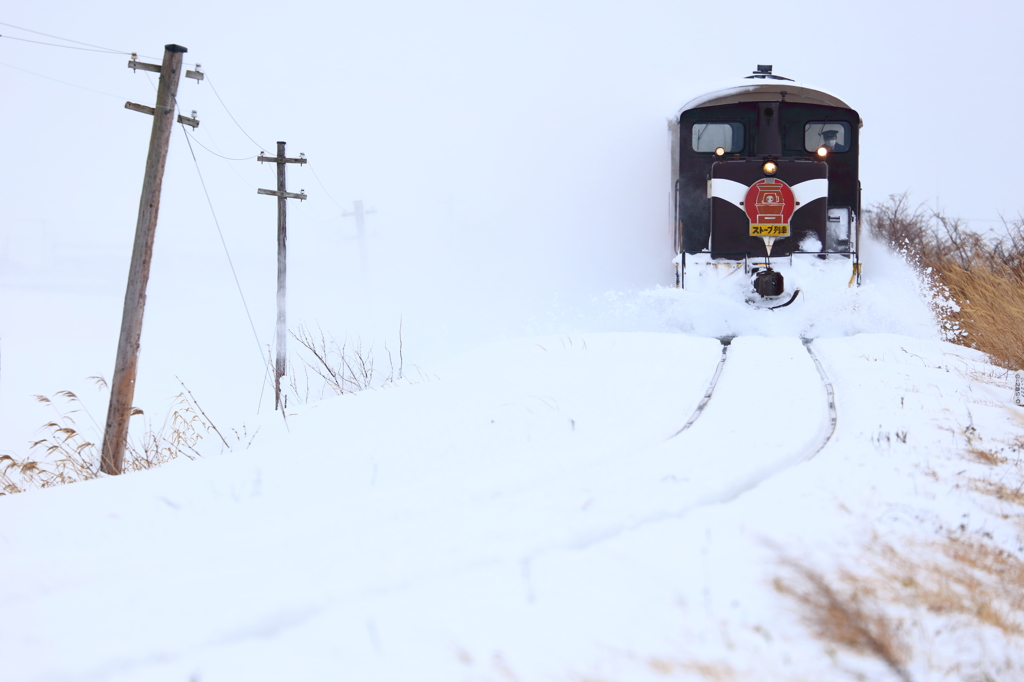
[937,264,1024,371]
[868,194,1024,370]
[774,560,911,681]
[644,658,737,680]
[0,377,249,495]
[776,529,1024,680]
[971,479,1024,507]
[287,322,409,403]
[965,447,1008,466]
[776,429,1024,675]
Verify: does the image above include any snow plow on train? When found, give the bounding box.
[671,65,862,307]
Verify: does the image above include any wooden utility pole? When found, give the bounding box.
[101,44,192,475]
[257,143,306,409]
[341,200,377,275]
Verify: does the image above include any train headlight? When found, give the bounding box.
[762,160,778,175]
[714,147,725,157]
[816,146,828,158]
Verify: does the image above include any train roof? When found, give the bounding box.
[678,69,861,124]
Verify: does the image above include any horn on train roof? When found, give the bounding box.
[745,64,795,82]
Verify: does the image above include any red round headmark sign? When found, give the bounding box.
[744,178,795,237]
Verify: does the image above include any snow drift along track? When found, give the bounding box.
[525,334,839,556]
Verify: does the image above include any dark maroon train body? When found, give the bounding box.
[671,66,862,298]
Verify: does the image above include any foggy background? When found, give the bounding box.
[0,0,1019,456]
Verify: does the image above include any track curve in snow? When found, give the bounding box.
[802,337,838,458]
[660,335,837,504]
[520,335,842,558]
[564,336,840,535]
[672,335,837,463]
[673,336,733,435]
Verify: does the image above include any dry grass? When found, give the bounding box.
[937,264,1024,371]
[776,530,1024,680]
[774,561,911,681]
[286,323,408,404]
[962,434,1024,517]
[782,437,1024,673]
[0,377,250,495]
[878,537,1024,636]
[868,194,1024,370]
[644,658,737,680]
[971,479,1024,507]
[964,431,1024,466]
[965,447,1009,466]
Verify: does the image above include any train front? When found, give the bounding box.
[672,66,862,306]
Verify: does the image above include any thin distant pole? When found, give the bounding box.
[341,200,377,277]
[257,144,307,410]
[275,141,287,409]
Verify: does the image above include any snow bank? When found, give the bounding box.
[2,327,1021,681]
[589,234,944,341]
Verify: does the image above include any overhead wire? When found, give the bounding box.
[2,30,306,421]
[6,31,351,406]
[199,74,346,218]
[178,120,286,428]
[0,34,124,54]
[184,130,258,161]
[205,73,268,152]
[0,59,129,99]
[186,121,267,192]
[165,75,290,420]
[170,77,292,423]
[0,19,192,63]
[197,126,264,191]
[0,20,133,53]
[7,31,358,220]
[304,160,347,211]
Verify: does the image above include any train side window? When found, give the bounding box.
[692,122,744,153]
[804,121,851,153]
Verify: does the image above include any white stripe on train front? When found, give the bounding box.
[791,178,828,209]
[707,178,747,206]
[708,177,828,213]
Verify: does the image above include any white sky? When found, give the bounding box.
[0,0,1019,452]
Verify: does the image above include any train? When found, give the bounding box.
[670,65,862,307]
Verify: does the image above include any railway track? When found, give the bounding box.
[526,335,841,556]
[672,336,734,436]
[664,336,838,502]
[675,336,836,449]
[801,337,838,457]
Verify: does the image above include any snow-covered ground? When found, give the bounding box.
[2,248,1022,681]
[4,4,1024,679]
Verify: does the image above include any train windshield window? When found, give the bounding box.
[804,121,851,153]
[692,122,743,153]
